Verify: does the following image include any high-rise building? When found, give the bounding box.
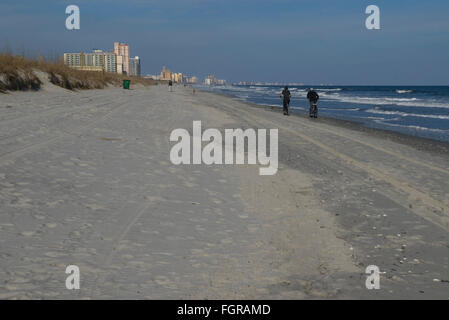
[116,55,123,74]
[64,53,83,67]
[158,67,195,83]
[63,50,116,72]
[160,66,172,81]
[114,42,130,75]
[129,56,141,77]
[173,72,183,83]
[104,52,116,72]
[203,74,225,85]
[205,74,217,85]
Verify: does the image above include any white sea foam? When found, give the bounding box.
[366,108,449,120]
[325,95,449,108]
[316,88,343,92]
[213,85,449,110]
[374,120,449,133]
[396,90,414,94]
[385,98,418,102]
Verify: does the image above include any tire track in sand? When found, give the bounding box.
[87,93,176,297]
[203,97,449,231]
[284,115,449,176]
[0,95,130,164]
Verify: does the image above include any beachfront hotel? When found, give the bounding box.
[160,66,172,81]
[155,66,196,83]
[63,42,140,76]
[63,50,117,73]
[204,74,226,85]
[113,42,130,75]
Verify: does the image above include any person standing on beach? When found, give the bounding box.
[280,86,291,116]
[307,88,319,118]
[168,80,173,92]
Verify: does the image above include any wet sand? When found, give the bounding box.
[0,83,448,299]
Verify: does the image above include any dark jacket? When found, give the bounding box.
[281,89,291,102]
[307,90,319,102]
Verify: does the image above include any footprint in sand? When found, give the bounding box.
[45,251,66,258]
[20,231,35,237]
[45,223,58,228]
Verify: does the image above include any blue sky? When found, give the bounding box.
[1,0,448,84]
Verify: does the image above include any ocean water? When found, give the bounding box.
[196,85,449,142]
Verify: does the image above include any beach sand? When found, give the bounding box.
[0,84,448,299]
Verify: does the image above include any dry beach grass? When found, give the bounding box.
[0,53,157,93]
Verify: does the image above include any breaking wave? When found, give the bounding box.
[366,108,449,120]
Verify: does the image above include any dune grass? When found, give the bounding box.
[0,53,158,93]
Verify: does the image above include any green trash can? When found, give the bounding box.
[123,79,131,90]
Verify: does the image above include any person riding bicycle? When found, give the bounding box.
[280,86,291,116]
[307,88,319,118]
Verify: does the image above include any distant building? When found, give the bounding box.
[63,50,116,73]
[157,66,199,83]
[188,76,199,84]
[172,72,184,83]
[129,56,141,76]
[160,66,172,81]
[101,51,117,73]
[236,81,256,86]
[204,74,225,85]
[116,55,123,74]
[64,53,82,67]
[114,42,130,75]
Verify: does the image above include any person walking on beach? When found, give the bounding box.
[168,80,173,92]
[307,88,319,118]
[280,86,291,116]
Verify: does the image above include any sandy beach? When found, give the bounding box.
[0,83,449,299]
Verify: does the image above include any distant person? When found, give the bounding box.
[307,88,319,118]
[280,86,291,116]
[168,80,173,92]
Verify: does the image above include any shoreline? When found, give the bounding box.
[197,88,449,156]
[1,84,449,299]
[191,86,449,298]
